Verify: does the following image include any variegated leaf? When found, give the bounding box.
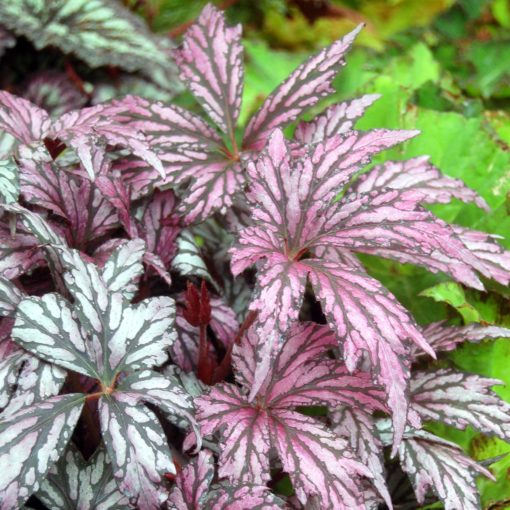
[0,0,179,86]
[316,188,488,290]
[167,449,214,510]
[0,393,85,508]
[303,258,433,446]
[294,94,380,144]
[98,392,175,509]
[115,95,223,150]
[243,26,362,150]
[236,323,387,412]
[0,91,51,144]
[0,157,19,204]
[174,4,243,135]
[55,247,176,381]
[101,239,146,301]
[50,103,164,181]
[453,225,510,285]
[172,230,217,288]
[196,324,377,507]
[205,483,285,510]
[36,443,131,510]
[351,156,489,210]
[12,293,99,379]
[1,352,66,416]
[413,321,510,358]
[411,368,510,441]
[397,430,492,510]
[24,71,87,118]
[331,407,391,508]
[140,189,180,270]
[0,277,22,317]
[115,370,198,440]
[17,144,120,246]
[0,221,45,280]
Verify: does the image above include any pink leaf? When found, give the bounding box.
[168,450,214,509]
[294,94,380,144]
[174,4,243,135]
[243,25,362,150]
[452,225,510,285]
[397,430,493,510]
[411,368,510,440]
[0,91,51,144]
[331,407,392,509]
[412,321,510,358]
[351,156,489,210]
[196,324,381,507]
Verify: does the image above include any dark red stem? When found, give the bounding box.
[197,323,214,384]
[212,310,258,383]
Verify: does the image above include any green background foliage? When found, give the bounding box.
[104,0,510,506]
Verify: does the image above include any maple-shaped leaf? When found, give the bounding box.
[35,442,131,510]
[0,0,179,88]
[196,323,382,508]
[0,157,19,204]
[410,368,510,441]
[114,7,363,223]
[231,129,436,444]
[351,156,489,210]
[411,321,510,358]
[0,393,85,508]
[11,245,176,386]
[331,407,391,508]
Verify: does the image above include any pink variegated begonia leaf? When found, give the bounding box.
[396,429,493,510]
[411,320,510,359]
[331,407,392,509]
[112,5,363,223]
[0,90,51,145]
[167,449,215,509]
[231,129,438,445]
[350,156,490,210]
[294,94,381,145]
[410,368,510,440]
[196,322,384,508]
[173,4,243,136]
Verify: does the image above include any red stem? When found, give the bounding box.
[212,310,258,383]
[197,324,213,384]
